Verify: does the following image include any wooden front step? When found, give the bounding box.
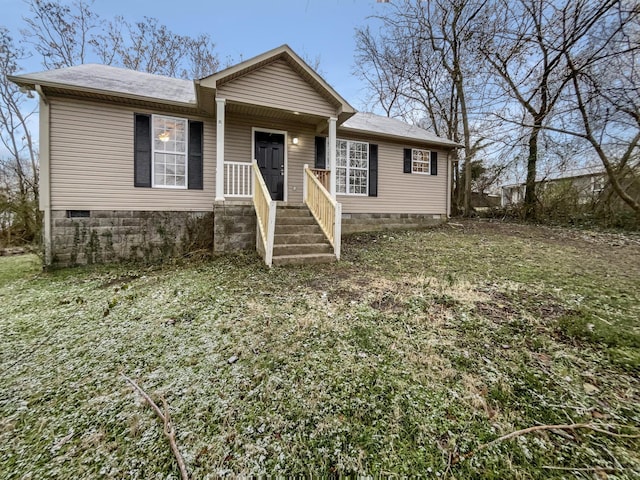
[273,242,333,256]
[272,253,336,266]
[270,204,336,266]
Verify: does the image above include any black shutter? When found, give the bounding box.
[403,148,412,173]
[134,114,151,187]
[369,144,378,197]
[188,121,204,189]
[315,136,326,169]
[430,151,438,176]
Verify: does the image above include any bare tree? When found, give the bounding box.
[89,14,125,66]
[22,1,220,78]
[21,0,97,69]
[354,25,408,117]
[355,0,492,216]
[186,33,220,79]
[0,28,40,244]
[90,16,219,79]
[553,1,640,215]
[479,0,620,219]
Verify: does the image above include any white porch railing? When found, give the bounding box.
[224,161,253,197]
[303,164,342,260]
[252,160,276,267]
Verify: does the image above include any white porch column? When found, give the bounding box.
[215,97,226,201]
[328,116,337,199]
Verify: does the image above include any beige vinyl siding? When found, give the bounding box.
[48,97,449,214]
[217,60,338,118]
[224,112,316,203]
[224,115,449,214]
[49,98,216,211]
[335,134,449,215]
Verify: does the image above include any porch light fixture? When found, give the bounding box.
[158,131,171,142]
[292,137,299,145]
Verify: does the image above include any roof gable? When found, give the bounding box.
[198,44,354,119]
[216,58,338,118]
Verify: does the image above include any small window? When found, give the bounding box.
[592,177,606,194]
[152,115,188,188]
[67,210,90,218]
[412,149,431,174]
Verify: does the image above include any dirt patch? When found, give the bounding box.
[369,293,405,313]
[475,288,571,324]
[474,301,518,324]
[99,274,140,288]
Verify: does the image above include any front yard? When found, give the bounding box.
[1,221,638,478]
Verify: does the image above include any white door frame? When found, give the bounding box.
[251,127,288,202]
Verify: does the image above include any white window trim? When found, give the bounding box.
[336,138,369,196]
[412,148,431,175]
[152,114,188,189]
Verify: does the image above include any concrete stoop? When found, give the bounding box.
[271,204,336,266]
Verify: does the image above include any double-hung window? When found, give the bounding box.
[153,115,188,188]
[336,139,369,195]
[412,148,431,174]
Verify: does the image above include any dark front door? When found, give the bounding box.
[255,131,285,200]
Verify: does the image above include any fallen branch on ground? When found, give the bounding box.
[453,423,640,464]
[122,374,189,480]
[542,466,618,472]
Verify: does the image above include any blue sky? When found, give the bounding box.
[1,0,389,110]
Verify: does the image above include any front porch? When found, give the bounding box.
[208,93,344,266]
[213,161,341,267]
[193,45,357,266]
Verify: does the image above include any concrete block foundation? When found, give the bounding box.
[47,204,443,266]
[341,212,446,235]
[50,210,214,266]
[213,201,257,253]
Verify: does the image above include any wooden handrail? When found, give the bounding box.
[252,160,276,267]
[310,168,330,190]
[303,164,341,260]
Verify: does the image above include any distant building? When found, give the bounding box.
[501,166,606,207]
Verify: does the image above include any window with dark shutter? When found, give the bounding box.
[188,121,204,189]
[403,148,412,173]
[315,136,326,169]
[430,151,438,176]
[134,114,152,187]
[369,144,378,197]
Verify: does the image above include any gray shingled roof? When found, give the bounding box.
[12,64,459,147]
[12,64,196,105]
[341,112,460,148]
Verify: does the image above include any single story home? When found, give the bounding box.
[10,45,459,267]
[501,166,606,208]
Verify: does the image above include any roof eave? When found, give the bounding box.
[338,125,462,149]
[8,75,198,110]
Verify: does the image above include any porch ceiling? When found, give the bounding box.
[226,101,328,127]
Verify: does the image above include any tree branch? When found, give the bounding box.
[122,374,189,480]
[454,423,640,465]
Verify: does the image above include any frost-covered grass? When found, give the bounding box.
[1,221,639,478]
[0,253,40,286]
